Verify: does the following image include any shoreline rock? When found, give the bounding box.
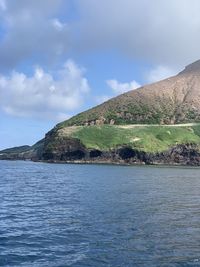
[1,143,200,166]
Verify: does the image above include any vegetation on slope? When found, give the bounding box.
[56,62,200,128]
[56,99,181,128]
[66,124,200,153]
[2,124,200,162]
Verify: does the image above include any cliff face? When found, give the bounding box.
[41,142,200,166]
[1,131,200,166]
[39,127,200,165]
[42,129,87,161]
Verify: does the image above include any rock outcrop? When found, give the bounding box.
[1,136,200,166]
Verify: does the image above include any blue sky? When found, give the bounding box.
[1,0,200,149]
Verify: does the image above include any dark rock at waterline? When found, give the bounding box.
[1,138,200,166]
[40,141,200,166]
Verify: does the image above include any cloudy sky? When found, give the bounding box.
[1,0,200,149]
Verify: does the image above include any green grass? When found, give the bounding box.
[69,124,200,152]
[72,125,132,150]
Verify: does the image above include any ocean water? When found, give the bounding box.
[0,161,200,267]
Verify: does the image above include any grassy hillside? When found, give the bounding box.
[56,124,200,153]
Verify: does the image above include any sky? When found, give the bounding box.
[1,0,200,149]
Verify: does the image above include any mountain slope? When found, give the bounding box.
[58,60,200,128]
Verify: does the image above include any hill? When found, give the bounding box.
[2,60,200,165]
[58,60,200,128]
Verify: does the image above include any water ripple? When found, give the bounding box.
[0,161,200,266]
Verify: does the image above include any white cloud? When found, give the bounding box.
[0,0,6,11]
[52,18,66,31]
[107,79,140,94]
[76,0,200,67]
[0,0,69,70]
[1,1,200,71]
[0,60,90,121]
[94,95,111,104]
[147,65,178,83]
[95,79,140,106]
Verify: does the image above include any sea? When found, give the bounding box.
[0,160,200,267]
